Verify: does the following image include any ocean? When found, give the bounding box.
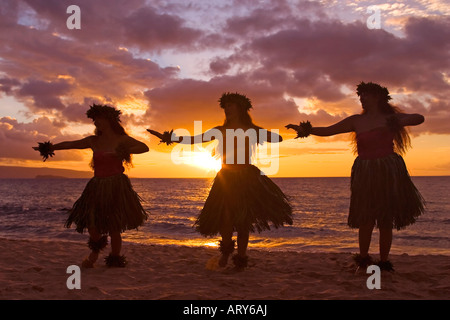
[0,176,449,256]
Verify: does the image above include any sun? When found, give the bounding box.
[180,147,222,173]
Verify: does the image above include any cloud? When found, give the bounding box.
[0,0,449,168]
[0,77,21,96]
[216,15,449,94]
[0,116,84,160]
[0,3,185,128]
[205,11,449,135]
[17,78,72,110]
[399,96,450,135]
[121,7,202,51]
[143,74,303,132]
[21,0,204,52]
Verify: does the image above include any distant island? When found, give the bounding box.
[35,175,69,179]
[0,166,92,179]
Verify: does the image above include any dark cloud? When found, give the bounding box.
[18,79,72,110]
[209,58,232,74]
[61,98,102,124]
[224,7,289,36]
[0,2,182,120]
[22,0,204,52]
[122,7,202,51]
[205,12,449,135]
[0,77,21,95]
[399,97,450,136]
[0,0,448,165]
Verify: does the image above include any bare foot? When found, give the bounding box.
[81,251,99,268]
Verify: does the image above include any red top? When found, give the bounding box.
[356,127,395,160]
[93,151,124,177]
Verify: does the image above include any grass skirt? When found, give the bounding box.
[194,165,293,236]
[348,153,425,230]
[65,174,148,234]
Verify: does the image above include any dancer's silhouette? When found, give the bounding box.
[148,92,293,270]
[286,82,425,271]
[34,104,149,268]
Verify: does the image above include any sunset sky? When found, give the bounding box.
[0,0,449,178]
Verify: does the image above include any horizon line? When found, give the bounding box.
[1,175,449,179]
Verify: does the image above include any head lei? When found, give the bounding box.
[356,81,392,101]
[86,104,121,122]
[219,92,253,111]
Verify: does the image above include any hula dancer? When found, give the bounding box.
[33,104,149,268]
[286,82,425,271]
[148,92,293,270]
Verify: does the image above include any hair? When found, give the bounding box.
[94,117,127,137]
[219,92,255,126]
[354,82,411,155]
[86,104,133,167]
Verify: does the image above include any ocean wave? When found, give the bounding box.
[397,234,450,242]
[1,177,449,256]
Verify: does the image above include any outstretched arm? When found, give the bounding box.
[33,136,93,152]
[147,129,164,141]
[147,128,220,145]
[286,115,356,138]
[53,137,93,150]
[32,136,93,161]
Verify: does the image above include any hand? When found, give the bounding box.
[147,129,174,145]
[160,129,174,145]
[285,121,311,139]
[32,145,54,151]
[33,141,55,161]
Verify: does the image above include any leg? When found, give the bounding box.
[82,227,107,268]
[232,229,249,270]
[109,231,122,256]
[358,222,375,258]
[218,209,234,267]
[237,229,249,257]
[353,222,375,268]
[105,231,127,267]
[379,226,392,262]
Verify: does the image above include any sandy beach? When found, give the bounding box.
[0,237,449,301]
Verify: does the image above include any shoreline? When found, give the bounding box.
[1,238,449,300]
[0,231,450,259]
[2,234,449,257]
